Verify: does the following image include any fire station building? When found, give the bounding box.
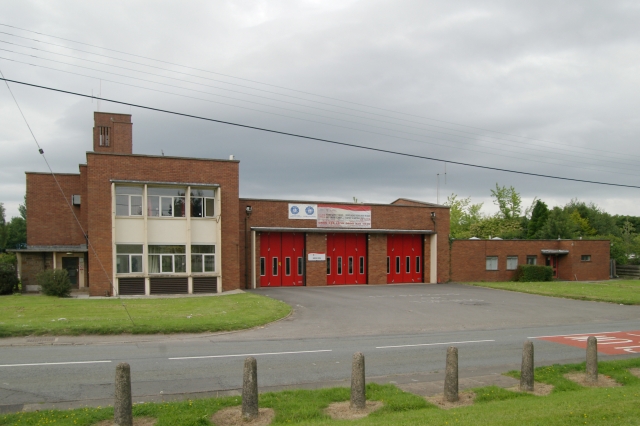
[12,112,609,296]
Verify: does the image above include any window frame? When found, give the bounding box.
[486,256,499,271]
[148,245,186,274]
[526,255,537,265]
[506,256,518,270]
[581,255,592,262]
[416,256,420,273]
[116,244,143,274]
[260,257,266,276]
[359,256,365,275]
[191,245,216,274]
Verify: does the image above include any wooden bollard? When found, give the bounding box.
[444,346,459,402]
[586,336,598,383]
[114,363,133,426]
[350,352,366,410]
[520,340,534,392]
[242,357,259,420]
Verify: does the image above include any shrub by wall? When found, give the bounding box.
[514,265,553,282]
[0,264,19,295]
[37,269,72,297]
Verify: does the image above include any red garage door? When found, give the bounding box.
[387,234,423,283]
[327,233,367,285]
[260,232,305,287]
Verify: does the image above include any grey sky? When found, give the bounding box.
[1,1,639,220]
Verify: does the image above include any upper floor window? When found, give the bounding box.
[116,244,143,273]
[115,186,143,216]
[581,255,591,262]
[190,188,215,218]
[99,127,110,146]
[191,245,215,272]
[148,245,186,273]
[148,187,186,217]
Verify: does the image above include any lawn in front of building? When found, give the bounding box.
[463,279,640,305]
[0,293,291,337]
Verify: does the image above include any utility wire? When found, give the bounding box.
[0,23,637,162]
[0,71,135,324]
[2,55,637,177]
[2,41,638,169]
[2,76,639,190]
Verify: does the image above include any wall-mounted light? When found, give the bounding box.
[245,205,253,216]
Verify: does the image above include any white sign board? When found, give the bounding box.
[317,205,372,228]
[288,204,318,219]
[308,253,326,261]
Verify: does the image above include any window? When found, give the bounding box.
[348,257,353,274]
[148,187,186,217]
[395,257,400,274]
[191,245,215,273]
[297,257,303,275]
[526,256,537,265]
[260,257,265,276]
[581,255,591,262]
[272,257,278,276]
[337,257,342,275]
[148,245,186,273]
[486,256,498,271]
[507,256,518,270]
[115,186,143,216]
[359,257,364,274]
[387,257,390,274]
[416,256,420,273]
[190,188,215,218]
[327,257,331,275]
[406,256,411,273]
[116,244,143,274]
[285,257,291,276]
[99,126,110,146]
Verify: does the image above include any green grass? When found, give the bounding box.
[4,358,640,425]
[0,293,291,337]
[463,279,640,305]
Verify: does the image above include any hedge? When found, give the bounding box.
[513,265,553,282]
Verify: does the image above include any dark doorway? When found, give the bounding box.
[62,257,80,288]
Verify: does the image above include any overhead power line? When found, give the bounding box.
[1,76,639,190]
[0,22,637,163]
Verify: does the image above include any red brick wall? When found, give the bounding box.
[86,153,239,296]
[19,252,53,289]
[239,199,451,286]
[450,239,610,282]
[92,112,132,154]
[26,173,86,246]
[305,233,327,286]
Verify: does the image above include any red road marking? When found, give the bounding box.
[536,331,640,355]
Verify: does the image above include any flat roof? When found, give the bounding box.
[241,198,448,208]
[87,151,239,163]
[9,245,88,253]
[251,227,435,234]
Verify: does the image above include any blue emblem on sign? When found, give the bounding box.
[305,206,315,215]
[291,206,300,215]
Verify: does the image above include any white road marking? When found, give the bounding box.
[528,331,620,339]
[376,339,495,349]
[0,360,112,368]
[169,349,332,360]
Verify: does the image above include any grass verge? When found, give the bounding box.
[0,293,291,337]
[3,358,640,425]
[463,279,640,304]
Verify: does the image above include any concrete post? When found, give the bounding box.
[586,336,598,383]
[520,340,534,392]
[242,357,259,420]
[444,346,459,402]
[350,352,366,410]
[114,362,133,426]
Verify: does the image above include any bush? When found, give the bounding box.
[37,269,72,297]
[0,264,19,295]
[514,265,553,282]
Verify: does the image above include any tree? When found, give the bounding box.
[538,207,579,239]
[0,203,6,250]
[469,216,524,239]
[490,184,522,220]
[0,199,27,250]
[569,210,597,237]
[445,194,483,239]
[564,199,619,237]
[527,200,549,239]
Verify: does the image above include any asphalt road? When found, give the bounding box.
[1,283,639,411]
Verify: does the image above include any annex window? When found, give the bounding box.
[506,256,518,270]
[190,188,215,218]
[99,126,110,146]
[359,257,365,274]
[297,257,303,275]
[486,256,498,271]
[116,244,143,274]
[148,245,186,273]
[260,257,266,276]
[191,245,215,273]
[581,255,592,262]
[526,255,537,265]
[148,187,186,217]
[115,186,143,216]
[327,257,331,275]
[416,256,420,273]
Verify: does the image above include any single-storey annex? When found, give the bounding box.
[11,112,610,295]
